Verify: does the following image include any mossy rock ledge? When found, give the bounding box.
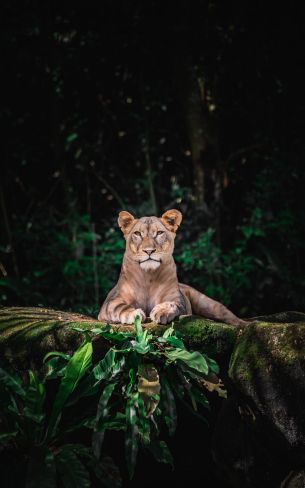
[212,312,305,488]
[1,307,305,486]
[0,306,238,369]
[229,317,305,448]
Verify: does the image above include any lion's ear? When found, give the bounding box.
[118,211,136,235]
[160,209,182,233]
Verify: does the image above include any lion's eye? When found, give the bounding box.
[134,231,141,237]
[157,231,164,236]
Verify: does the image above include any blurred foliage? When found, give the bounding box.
[1,1,305,317]
[0,208,125,316]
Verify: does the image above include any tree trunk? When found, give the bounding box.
[173,52,224,240]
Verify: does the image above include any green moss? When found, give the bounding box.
[3,307,304,374]
[0,307,239,369]
[175,316,238,357]
[229,321,305,385]
[229,325,269,382]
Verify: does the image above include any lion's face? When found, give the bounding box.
[128,216,174,271]
[118,209,182,272]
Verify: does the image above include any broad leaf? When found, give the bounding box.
[134,315,144,343]
[160,377,177,436]
[130,340,151,354]
[164,336,185,349]
[44,356,69,380]
[125,398,139,479]
[56,447,90,488]
[162,324,174,338]
[0,430,18,442]
[102,413,127,431]
[165,348,209,375]
[43,351,71,363]
[93,349,124,381]
[0,366,25,397]
[136,396,151,445]
[93,382,116,458]
[24,370,45,419]
[204,355,220,375]
[95,383,116,429]
[48,339,93,438]
[99,330,134,343]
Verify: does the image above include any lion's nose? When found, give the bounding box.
[143,248,156,256]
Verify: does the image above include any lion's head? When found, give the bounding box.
[118,209,182,271]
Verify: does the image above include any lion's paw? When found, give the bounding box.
[120,308,146,325]
[150,302,179,325]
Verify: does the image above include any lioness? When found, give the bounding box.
[98,209,247,326]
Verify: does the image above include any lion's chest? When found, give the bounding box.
[134,288,158,315]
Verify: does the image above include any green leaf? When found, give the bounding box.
[93,382,116,458]
[66,133,78,143]
[44,352,71,381]
[130,340,151,354]
[93,327,135,343]
[164,336,185,349]
[44,356,69,380]
[102,413,127,431]
[23,371,46,440]
[95,383,117,429]
[148,440,174,467]
[136,396,151,444]
[24,370,45,418]
[92,430,105,461]
[93,349,125,382]
[142,329,153,343]
[160,377,177,436]
[190,385,209,409]
[162,324,174,338]
[56,447,90,488]
[0,430,18,441]
[48,339,93,438]
[134,315,144,342]
[125,398,139,479]
[67,350,123,405]
[204,355,220,375]
[125,365,137,396]
[0,366,25,397]
[165,348,209,375]
[43,351,71,363]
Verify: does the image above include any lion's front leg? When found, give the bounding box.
[118,307,146,324]
[98,298,145,325]
[150,301,181,325]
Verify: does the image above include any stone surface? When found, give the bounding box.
[211,313,305,487]
[0,306,238,369]
[2,306,305,487]
[229,320,305,449]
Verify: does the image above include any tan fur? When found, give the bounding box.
[98,210,247,326]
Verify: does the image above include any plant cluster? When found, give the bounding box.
[0,317,224,487]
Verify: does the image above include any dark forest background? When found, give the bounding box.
[1,0,305,319]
